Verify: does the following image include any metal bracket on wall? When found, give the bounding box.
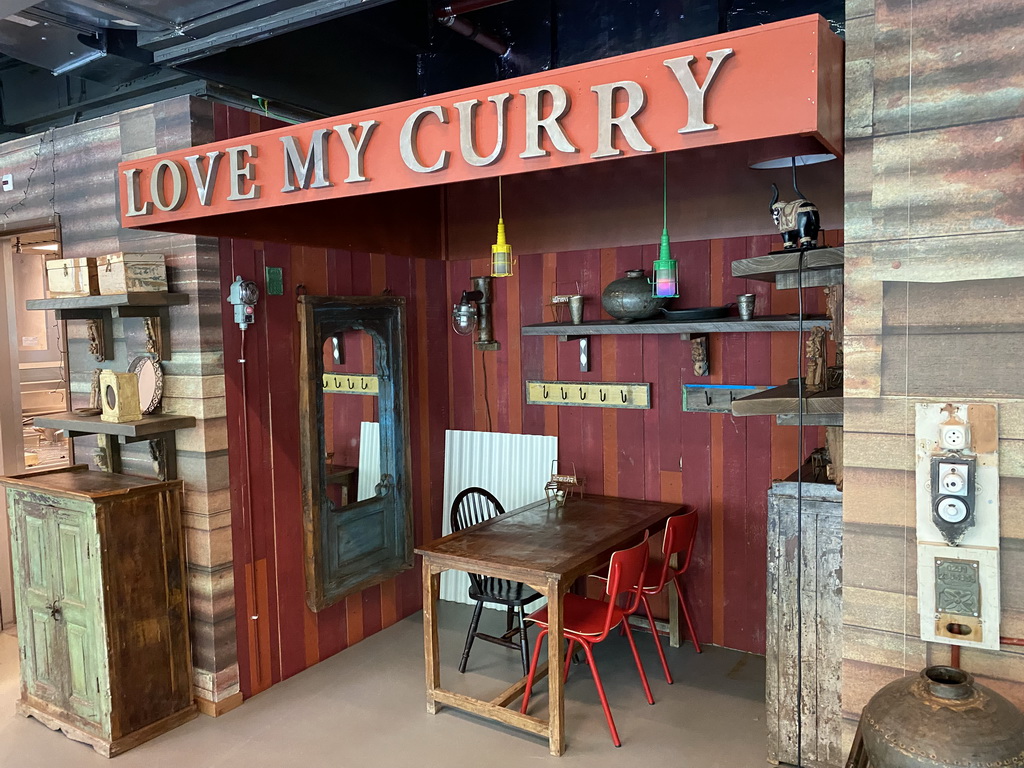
[555,333,590,372]
[322,373,379,395]
[526,380,650,409]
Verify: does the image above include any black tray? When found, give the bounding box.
[659,305,731,321]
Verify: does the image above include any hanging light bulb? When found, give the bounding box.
[652,154,678,298]
[491,177,513,278]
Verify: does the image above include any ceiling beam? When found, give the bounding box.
[137,0,397,65]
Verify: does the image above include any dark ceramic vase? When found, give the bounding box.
[601,269,666,323]
[848,666,1024,768]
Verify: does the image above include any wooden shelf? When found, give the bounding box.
[26,292,189,311]
[33,412,195,480]
[33,412,196,438]
[26,293,188,361]
[731,384,843,419]
[731,246,844,289]
[521,314,831,341]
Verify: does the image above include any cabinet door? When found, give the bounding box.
[52,508,105,725]
[10,500,64,704]
[9,497,106,728]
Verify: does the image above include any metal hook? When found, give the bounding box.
[561,387,568,400]
[361,379,369,390]
[579,387,587,400]
[600,390,607,402]
[620,390,627,403]
[347,378,353,389]
[543,386,549,399]
[705,390,713,406]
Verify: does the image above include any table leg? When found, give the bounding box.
[546,576,565,756]
[423,559,441,714]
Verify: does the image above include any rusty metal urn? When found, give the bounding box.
[847,666,1024,768]
[601,269,666,322]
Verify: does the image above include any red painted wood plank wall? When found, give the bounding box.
[217,100,840,696]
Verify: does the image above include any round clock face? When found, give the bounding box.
[936,497,969,524]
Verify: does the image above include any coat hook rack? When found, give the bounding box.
[526,380,650,409]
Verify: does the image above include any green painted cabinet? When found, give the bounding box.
[3,467,195,757]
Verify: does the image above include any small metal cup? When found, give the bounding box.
[737,293,756,321]
[568,294,584,324]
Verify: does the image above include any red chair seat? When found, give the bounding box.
[527,593,627,638]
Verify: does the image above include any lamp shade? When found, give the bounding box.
[491,218,512,277]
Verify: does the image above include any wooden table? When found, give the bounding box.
[416,494,683,756]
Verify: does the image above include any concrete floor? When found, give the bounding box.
[0,604,767,767]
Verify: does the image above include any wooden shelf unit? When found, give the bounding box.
[26,292,189,361]
[521,314,832,341]
[730,246,844,289]
[33,412,197,480]
[731,383,843,425]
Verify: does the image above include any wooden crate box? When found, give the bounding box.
[97,252,167,295]
[45,257,98,297]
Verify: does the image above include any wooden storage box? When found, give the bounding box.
[97,252,167,295]
[2,466,195,756]
[45,257,98,297]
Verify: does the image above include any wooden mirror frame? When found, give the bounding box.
[297,296,413,611]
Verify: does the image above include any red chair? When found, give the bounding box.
[520,534,654,748]
[632,511,702,684]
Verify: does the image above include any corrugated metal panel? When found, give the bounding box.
[440,429,557,605]
[356,420,380,501]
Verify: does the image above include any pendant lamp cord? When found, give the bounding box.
[663,153,668,231]
[498,176,503,219]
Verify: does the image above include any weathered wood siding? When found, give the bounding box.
[767,480,843,768]
[0,97,237,708]
[843,0,1024,752]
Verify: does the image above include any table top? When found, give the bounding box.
[416,494,683,584]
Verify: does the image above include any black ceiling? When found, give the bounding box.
[0,0,844,141]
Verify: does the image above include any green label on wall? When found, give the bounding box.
[265,267,284,296]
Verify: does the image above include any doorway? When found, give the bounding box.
[0,225,70,629]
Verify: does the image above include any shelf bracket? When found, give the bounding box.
[556,334,590,372]
[690,335,709,377]
[117,305,171,360]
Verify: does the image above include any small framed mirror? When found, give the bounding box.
[298,296,412,611]
[128,355,163,414]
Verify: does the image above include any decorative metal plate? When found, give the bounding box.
[935,558,980,617]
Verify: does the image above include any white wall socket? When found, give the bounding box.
[940,424,969,451]
[0,174,12,192]
[938,462,968,495]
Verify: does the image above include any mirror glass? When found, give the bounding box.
[321,331,379,509]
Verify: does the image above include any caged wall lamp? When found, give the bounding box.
[452,275,500,351]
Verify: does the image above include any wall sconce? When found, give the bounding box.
[452,275,500,351]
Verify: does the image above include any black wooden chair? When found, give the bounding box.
[450,487,541,675]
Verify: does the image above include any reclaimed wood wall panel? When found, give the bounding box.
[0,96,237,709]
[842,0,1024,757]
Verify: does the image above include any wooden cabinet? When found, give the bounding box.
[3,466,195,756]
[766,475,843,768]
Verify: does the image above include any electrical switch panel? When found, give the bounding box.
[916,403,1000,650]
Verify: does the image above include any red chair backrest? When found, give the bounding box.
[646,510,699,592]
[603,533,650,623]
[662,510,699,570]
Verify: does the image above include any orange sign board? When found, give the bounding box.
[119,15,842,229]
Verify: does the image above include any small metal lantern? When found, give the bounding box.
[544,460,584,506]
